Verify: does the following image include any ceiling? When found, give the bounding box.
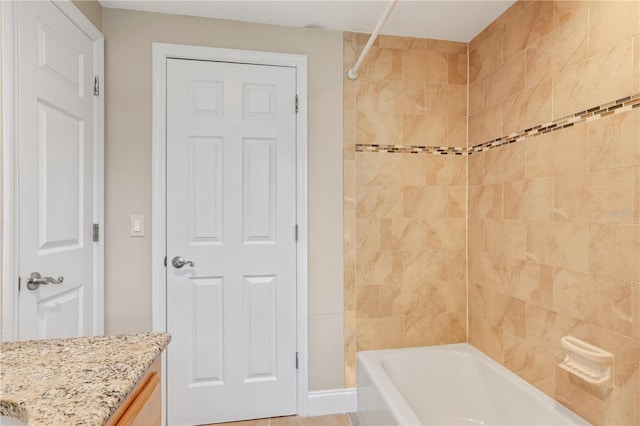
[98,0,517,42]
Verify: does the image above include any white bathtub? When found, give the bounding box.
[357,344,589,425]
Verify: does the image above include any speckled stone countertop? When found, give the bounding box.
[0,332,171,425]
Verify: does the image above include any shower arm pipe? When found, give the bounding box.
[347,0,398,80]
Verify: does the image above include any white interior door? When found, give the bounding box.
[16,1,98,340]
[166,58,298,425]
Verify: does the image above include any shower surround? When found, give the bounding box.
[344,1,640,424]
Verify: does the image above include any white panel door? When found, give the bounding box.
[166,58,297,425]
[17,1,97,339]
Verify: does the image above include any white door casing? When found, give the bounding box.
[152,44,309,420]
[166,58,297,425]
[1,0,104,341]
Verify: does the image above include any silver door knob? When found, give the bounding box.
[172,256,195,269]
[26,272,64,290]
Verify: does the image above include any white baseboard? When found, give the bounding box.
[307,388,357,417]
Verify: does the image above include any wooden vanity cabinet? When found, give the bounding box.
[106,358,162,426]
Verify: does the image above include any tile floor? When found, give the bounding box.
[207,414,353,426]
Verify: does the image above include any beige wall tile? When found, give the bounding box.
[554,268,633,337]
[355,250,403,287]
[589,223,640,282]
[356,153,425,187]
[448,53,467,85]
[503,178,553,221]
[502,257,553,309]
[425,38,467,54]
[425,218,467,250]
[502,78,553,135]
[355,32,378,46]
[469,314,505,363]
[635,166,640,226]
[356,218,379,253]
[468,78,484,117]
[526,304,585,360]
[554,167,635,223]
[553,39,634,119]
[356,185,403,218]
[589,0,640,57]
[403,250,449,282]
[403,186,447,218]
[446,186,466,218]
[468,250,503,290]
[356,111,403,146]
[380,218,427,251]
[481,0,525,42]
[424,155,466,186]
[468,184,502,219]
[469,30,503,83]
[588,108,640,171]
[429,280,467,314]
[468,152,484,185]
[469,102,503,146]
[378,35,425,50]
[380,282,428,316]
[553,1,592,29]
[356,317,402,350]
[468,218,484,252]
[356,285,382,318]
[400,313,450,346]
[343,310,357,388]
[344,76,356,111]
[449,313,467,343]
[469,32,484,54]
[447,116,467,148]
[483,51,525,107]
[503,334,556,397]
[483,219,526,260]
[343,110,355,160]
[525,12,588,88]
[402,114,447,146]
[502,0,553,59]
[425,84,467,116]
[356,80,426,113]
[525,124,589,179]
[633,282,639,341]
[634,35,640,93]
[483,143,526,185]
[448,249,467,281]
[475,285,526,339]
[526,221,589,272]
[402,50,448,83]
[358,47,403,81]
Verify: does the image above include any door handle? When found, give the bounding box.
[26,272,64,290]
[172,256,195,269]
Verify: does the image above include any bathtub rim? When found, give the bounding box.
[356,343,589,426]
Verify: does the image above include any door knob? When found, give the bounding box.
[26,272,64,290]
[172,256,195,269]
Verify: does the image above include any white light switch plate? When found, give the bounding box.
[131,214,145,237]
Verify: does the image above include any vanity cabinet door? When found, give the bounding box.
[107,359,161,426]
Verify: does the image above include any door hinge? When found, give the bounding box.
[18,276,21,293]
[296,352,299,369]
[295,95,299,113]
[164,256,167,267]
[93,76,99,96]
[93,224,99,242]
[295,224,299,242]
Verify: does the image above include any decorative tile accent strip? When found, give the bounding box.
[355,93,640,155]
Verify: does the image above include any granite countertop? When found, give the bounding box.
[0,332,171,426]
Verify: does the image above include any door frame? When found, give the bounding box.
[1,0,105,341]
[151,43,309,418]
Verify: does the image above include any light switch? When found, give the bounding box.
[131,215,144,237]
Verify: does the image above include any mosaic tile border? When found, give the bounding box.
[355,93,640,155]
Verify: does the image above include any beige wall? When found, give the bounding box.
[467,1,640,424]
[343,32,468,387]
[71,0,103,32]
[102,8,344,391]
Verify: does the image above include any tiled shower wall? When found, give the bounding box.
[344,0,640,423]
[467,1,639,424]
[343,33,468,387]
